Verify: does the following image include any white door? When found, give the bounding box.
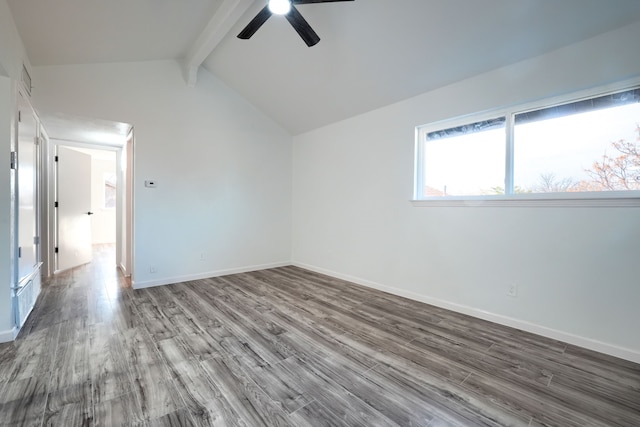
[17,97,38,281]
[57,146,93,271]
[13,91,42,330]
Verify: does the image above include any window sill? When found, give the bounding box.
[411,192,640,208]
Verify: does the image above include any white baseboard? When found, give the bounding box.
[293,261,640,364]
[132,261,291,290]
[0,327,17,343]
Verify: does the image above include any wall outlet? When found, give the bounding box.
[507,283,518,297]
[149,265,157,273]
[199,252,205,261]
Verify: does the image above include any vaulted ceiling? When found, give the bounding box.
[8,0,640,135]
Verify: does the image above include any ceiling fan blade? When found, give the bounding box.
[237,5,272,39]
[293,0,354,3]
[285,5,321,47]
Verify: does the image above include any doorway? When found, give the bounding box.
[41,116,134,281]
[54,145,118,272]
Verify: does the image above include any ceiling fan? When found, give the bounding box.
[238,0,354,47]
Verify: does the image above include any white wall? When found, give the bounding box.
[90,155,117,244]
[0,0,30,79]
[292,21,640,362]
[32,60,292,288]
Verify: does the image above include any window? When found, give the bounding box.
[104,172,116,209]
[420,117,506,196]
[514,90,640,193]
[414,84,640,205]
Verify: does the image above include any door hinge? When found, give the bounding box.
[34,236,40,245]
[55,155,59,162]
[34,136,39,145]
[54,201,58,208]
[18,110,21,122]
[10,151,17,169]
[54,247,59,254]
[18,247,22,258]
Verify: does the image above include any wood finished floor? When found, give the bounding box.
[1,246,639,426]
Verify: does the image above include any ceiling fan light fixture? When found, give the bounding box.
[268,0,291,15]
[238,0,353,46]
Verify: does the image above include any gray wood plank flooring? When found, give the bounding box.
[0,244,639,426]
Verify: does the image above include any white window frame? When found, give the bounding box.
[412,78,640,208]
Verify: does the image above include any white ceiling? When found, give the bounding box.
[8,0,224,66]
[8,0,640,135]
[42,113,132,147]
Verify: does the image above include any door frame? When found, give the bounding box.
[10,85,44,332]
[119,129,134,277]
[45,136,134,279]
